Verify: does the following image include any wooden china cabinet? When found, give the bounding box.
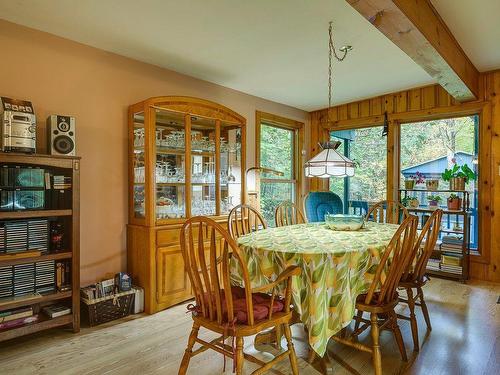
[127,97,246,313]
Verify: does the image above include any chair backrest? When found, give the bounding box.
[275,200,306,227]
[180,216,256,325]
[304,191,343,222]
[366,200,409,224]
[403,209,443,283]
[364,215,418,305]
[228,204,267,239]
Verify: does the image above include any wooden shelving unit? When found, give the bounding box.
[0,153,80,342]
[399,188,470,282]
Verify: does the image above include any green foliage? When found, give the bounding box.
[427,195,442,203]
[259,124,295,226]
[448,193,460,201]
[441,163,477,183]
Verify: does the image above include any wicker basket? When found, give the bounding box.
[81,290,135,326]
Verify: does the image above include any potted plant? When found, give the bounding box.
[447,193,462,211]
[401,196,419,208]
[404,177,415,189]
[442,163,477,191]
[413,171,426,189]
[427,195,442,210]
[426,178,439,191]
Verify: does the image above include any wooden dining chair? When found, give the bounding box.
[398,209,443,351]
[228,204,267,239]
[275,200,306,227]
[331,215,418,375]
[179,216,300,375]
[366,200,409,224]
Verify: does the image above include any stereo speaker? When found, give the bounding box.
[47,115,76,156]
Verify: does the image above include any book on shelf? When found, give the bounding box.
[0,315,38,330]
[42,304,71,318]
[0,306,33,323]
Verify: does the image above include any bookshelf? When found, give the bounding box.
[399,188,470,282]
[0,153,80,342]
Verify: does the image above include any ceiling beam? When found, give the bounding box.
[346,0,479,101]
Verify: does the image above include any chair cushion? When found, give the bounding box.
[230,286,285,324]
[194,286,285,324]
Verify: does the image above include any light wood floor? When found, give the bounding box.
[0,278,498,374]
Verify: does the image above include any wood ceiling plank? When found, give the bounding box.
[346,0,480,101]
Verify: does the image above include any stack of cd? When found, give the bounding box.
[28,220,49,254]
[4,221,28,253]
[0,266,13,298]
[0,219,49,255]
[35,260,55,294]
[13,263,35,296]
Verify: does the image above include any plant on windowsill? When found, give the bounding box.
[404,177,416,189]
[427,195,442,210]
[447,193,462,211]
[412,171,426,189]
[441,163,477,191]
[401,196,419,208]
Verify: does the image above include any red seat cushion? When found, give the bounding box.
[194,286,285,324]
[230,286,285,324]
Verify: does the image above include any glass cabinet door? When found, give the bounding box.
[155,109,186,220]
[220,124,242,214]
[133,111,146,218]
[190,117,216,216]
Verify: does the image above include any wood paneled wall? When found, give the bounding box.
[309,71,500,282]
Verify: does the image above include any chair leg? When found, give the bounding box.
[406,287,420,351]
[283,324,299,375]
[178,322,200,375]
[235,336,245,375]
[370,313,382,375]
[418,286,432,331]
[274,324,283,350]
[389,310,408,362]
[353,309,363,335]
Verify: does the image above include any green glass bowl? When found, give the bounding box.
[325,214,365,231]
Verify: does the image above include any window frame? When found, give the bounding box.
[255,111,304,207]
[322,103,489,261]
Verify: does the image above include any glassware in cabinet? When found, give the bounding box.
[133,111,146,218]
[155,109,186,220]
[190,117,216,216]
[220,124,242,214]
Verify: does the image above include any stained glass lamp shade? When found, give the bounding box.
[304,141,355,178]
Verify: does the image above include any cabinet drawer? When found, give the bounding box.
[156,228,181,247]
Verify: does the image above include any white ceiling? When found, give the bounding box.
[0,1,495,111]
[430,0,500,72]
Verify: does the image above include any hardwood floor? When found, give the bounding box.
[0,278,498,374]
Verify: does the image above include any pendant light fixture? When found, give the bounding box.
[305,22,354,178]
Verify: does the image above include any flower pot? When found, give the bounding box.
[428,200,439,210]
[426,179,439,191]
[449,177,466,191]
[404,179,415,189]
[409,199,419,208]
[447,197,462,211]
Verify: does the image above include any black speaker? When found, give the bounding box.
[47,115,76,156]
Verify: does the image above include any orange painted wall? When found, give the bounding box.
[0,20,309,285]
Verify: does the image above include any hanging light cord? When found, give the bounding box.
[328,21,351,121]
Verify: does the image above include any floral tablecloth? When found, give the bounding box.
[230,221,400,356]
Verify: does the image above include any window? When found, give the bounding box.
[329,126,387,215]
[400,115,480,250]
[256,112,303,226]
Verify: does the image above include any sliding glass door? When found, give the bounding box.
[329,126,387,215]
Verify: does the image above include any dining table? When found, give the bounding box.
[229,220,400,357]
